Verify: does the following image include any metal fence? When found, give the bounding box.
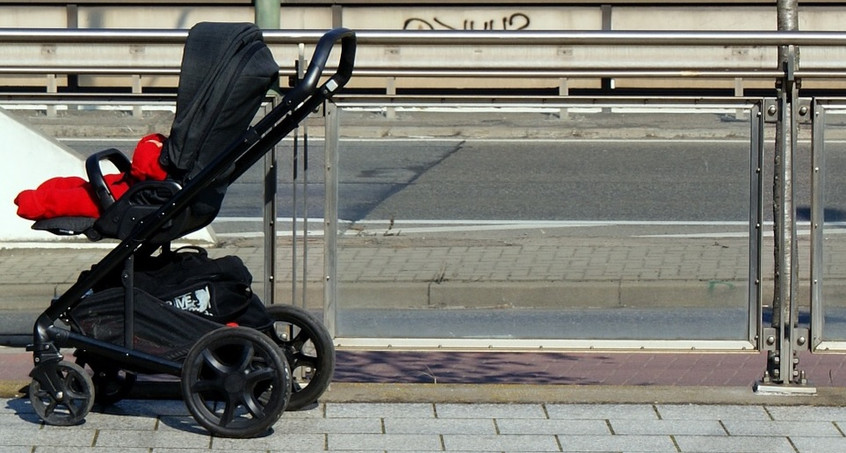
[2,28,845,391]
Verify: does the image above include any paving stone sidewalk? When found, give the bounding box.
[3,397,846,452]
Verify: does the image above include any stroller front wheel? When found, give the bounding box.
[29,360,95,426]
[181,326,291,438]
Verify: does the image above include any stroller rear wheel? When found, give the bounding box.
[29,360,95,426]
[181,326,291,438]
[265,305,335,411]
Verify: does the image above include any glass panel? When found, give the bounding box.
[821,107,846,341]
[334,104,753,344]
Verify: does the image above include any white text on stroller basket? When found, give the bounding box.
[166,285,213,317]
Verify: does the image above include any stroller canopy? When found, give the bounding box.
[161,22,279,185]
[155,21,280,221]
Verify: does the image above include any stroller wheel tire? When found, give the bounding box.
[181,326,291,438]
[29,360,95,426]
[265,305,335,411]
[74,351,138,406]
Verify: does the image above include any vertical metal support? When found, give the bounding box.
[291,44,305,309]
[811,100,826,349]
[776,59,799,384]
[263,98,279,306]
[600,4,613,92]
[122,255,135,350]
[66,4,79,97]
[558,78,569,120]
[734,78,747,120]
[254,0,281,29]
[749,102,764,346]
[324,101,340,336]
[770,50,801,384]
[257,1,281,308]
[296,43,311,310]
[300,100,310,310]
[758,48,813,393]
[46,74,57,117]
[756,0,815,393]
[132,74,143,118]
[386,77,397,120]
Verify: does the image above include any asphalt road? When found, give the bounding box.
[65,136,845,234]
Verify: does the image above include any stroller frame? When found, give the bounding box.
[26,26,356,437]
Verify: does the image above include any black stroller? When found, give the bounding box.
[22,22,355,438]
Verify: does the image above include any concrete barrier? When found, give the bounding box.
[1,107,89,242]
[1,107,213,243]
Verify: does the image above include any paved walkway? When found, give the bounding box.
[4,395,846,452]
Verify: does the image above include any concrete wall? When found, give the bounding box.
[1,107,87,242]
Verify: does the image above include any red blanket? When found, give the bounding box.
[14,133,167,220]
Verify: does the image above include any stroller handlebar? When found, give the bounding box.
[282,27,356,107]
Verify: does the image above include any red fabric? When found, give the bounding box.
[14,133,167,221]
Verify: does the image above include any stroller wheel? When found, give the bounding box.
[265,305,335,411]
[181,326,291,438]
[74,351,138,406]
[29,360,95,426]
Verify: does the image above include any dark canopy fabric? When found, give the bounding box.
[156,22,279,221]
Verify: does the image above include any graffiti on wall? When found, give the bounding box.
[403,13,531,30]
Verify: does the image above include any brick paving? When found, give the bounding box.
[3,396,846,451]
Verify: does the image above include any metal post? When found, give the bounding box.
[758,0,813,392]
[811,100,826,350]
[46,74,57,117]
[749,102,764,346]
[256,2,280,306]
[263,99,278,306]
[131,74,143,118]
[773,54,799,384]
[292,43,309,310]
[324,101,340,336]
[254,0,280,29]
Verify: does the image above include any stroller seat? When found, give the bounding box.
[27,22,280,243]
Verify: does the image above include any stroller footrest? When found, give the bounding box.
[32,217,100,240]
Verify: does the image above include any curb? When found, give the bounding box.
[5,380,846,407]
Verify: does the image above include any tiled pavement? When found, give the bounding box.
[4,397,846,452]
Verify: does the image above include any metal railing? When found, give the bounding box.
[3,28,846,392]
[3,30,846,86]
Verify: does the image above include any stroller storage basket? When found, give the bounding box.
[70,287,222,361]
[133,247,273,330]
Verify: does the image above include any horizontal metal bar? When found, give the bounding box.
[8,66,845,81]
[0,93,177,103]
[0,28,189,44]
[351,68,785,79]
[348,30,846,46]
[3,28,846,47]
[335,94,763,106]
[0,65,810,80]
[0,67,183,75]
[333,337,758,352]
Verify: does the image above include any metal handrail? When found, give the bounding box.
[342,29,846,46]
[0,28,846,93]
[2,29,846,84]
[2,28,846,46]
